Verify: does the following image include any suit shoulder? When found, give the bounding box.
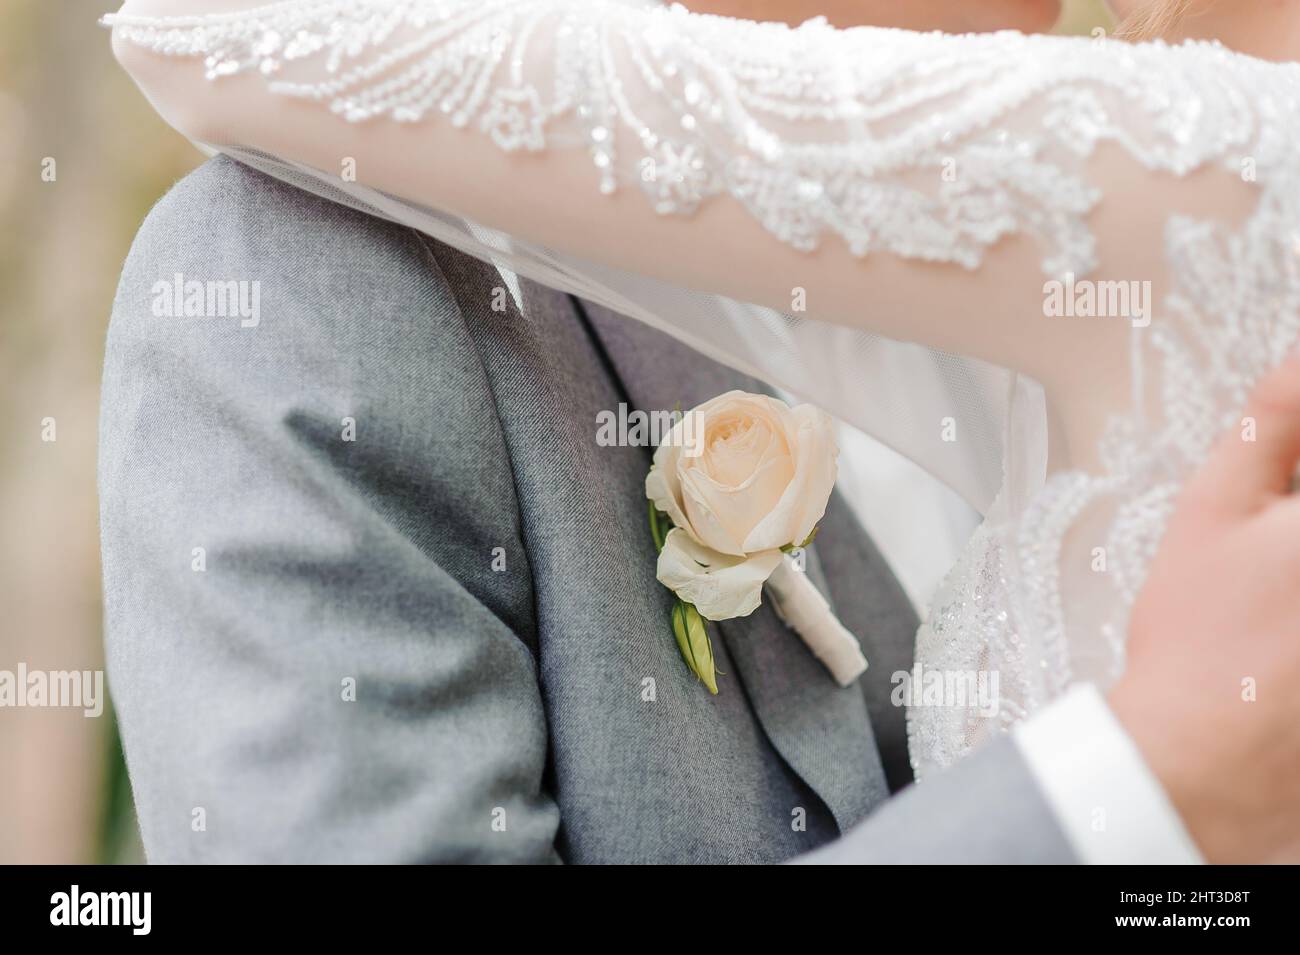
[109,156,477,369]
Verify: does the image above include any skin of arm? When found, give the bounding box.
[108,0,1259,472]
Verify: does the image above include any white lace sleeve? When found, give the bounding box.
[105,0,1281,394]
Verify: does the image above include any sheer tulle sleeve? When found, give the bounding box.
[105,0,1271,400]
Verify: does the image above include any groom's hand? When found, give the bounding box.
[1111,353,1300,863]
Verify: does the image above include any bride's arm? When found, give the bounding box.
[106,0,1258,407]
[676,0,1062,33]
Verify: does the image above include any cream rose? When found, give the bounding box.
[646,391,838,621]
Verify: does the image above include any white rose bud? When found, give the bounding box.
[646,391,837,620]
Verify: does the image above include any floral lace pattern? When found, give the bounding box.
[913,173,1300,777]
[107,0,1300,773]
[107,1,1269,271]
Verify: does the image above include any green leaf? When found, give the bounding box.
[648,499,666,552]
[781,525,820,553]
[671,599,717,694]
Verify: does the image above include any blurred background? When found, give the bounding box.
[0,0,1113,863]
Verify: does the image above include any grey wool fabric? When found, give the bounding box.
[98,157,1075,864]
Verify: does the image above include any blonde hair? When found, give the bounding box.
[1115,0,1197,41]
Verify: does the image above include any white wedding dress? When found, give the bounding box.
[106,0,1300,779]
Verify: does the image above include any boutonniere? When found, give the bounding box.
[645,390,868,694]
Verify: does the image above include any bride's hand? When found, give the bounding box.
[1111,353,1300,863]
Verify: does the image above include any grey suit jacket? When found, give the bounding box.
[98,157,1075,864]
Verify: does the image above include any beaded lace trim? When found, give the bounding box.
[107,1,1269,273]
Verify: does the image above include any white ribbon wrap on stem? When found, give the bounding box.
[764,558,868,686]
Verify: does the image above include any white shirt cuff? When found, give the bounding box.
[1012,683,1203,865]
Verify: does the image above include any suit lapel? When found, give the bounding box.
[811,493,919,793]
[429,246,838,860]
[577,297,907,827]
